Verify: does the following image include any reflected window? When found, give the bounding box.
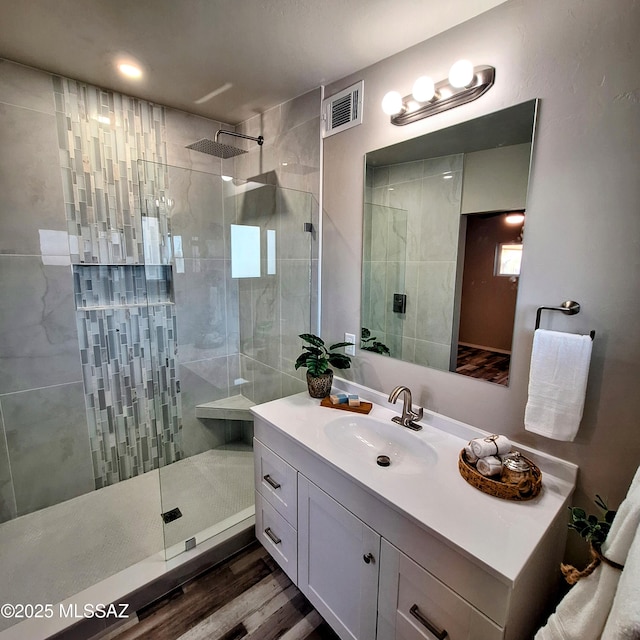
[496,243,522,276]
[231,224,260,278]
[267,229,276,275]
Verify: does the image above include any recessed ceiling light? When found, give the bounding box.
[117,62,143,79]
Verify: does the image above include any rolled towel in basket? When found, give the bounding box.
[468,435,512,461]
[476,455,503,477]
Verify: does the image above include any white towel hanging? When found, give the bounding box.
[524,329,593,441]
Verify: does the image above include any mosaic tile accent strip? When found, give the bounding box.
[77,300,182,488]
[52,76,170,264]
[73,264,173,309]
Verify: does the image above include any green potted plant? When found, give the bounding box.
[294,333,353,398]
[360,327,390,355]
[561,495,620,584]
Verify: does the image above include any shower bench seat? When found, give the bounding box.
[196,395,255,421]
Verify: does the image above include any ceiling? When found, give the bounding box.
[0,0,507,125]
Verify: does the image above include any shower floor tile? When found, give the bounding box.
[0,447,253,634]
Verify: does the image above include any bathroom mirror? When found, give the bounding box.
[362,100,538,386]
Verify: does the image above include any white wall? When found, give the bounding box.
[322,0,640,555]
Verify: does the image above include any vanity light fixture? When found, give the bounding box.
[382,61,495,126]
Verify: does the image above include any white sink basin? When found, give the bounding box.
[324,414,437,474]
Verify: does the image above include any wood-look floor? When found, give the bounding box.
[456,345,510,386]
[101,542,339,640]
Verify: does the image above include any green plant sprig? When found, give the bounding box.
[294,333,352,376]
[360,327,390,355]
[568,494,617,548]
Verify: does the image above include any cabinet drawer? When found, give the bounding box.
[380,540,503,640]
[255,491,297,582]
[254,438,297,526]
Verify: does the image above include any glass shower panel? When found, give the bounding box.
[138,161,313,560]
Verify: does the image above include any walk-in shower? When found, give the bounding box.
[0,158,315,638]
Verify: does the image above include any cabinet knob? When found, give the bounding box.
[363,552,375,564]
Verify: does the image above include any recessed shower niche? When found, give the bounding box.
[73,263,181,488]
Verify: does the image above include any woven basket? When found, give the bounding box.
[458,450,542,501]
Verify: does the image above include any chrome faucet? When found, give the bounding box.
[388,386,423,431]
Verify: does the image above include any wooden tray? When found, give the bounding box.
[320,397,373,414]
[458,450,542,501]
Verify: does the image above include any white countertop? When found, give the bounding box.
[251,378,578,584]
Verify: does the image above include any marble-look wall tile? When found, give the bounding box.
[173,258,234,363]
[416,261,457,346]
[280,259,312,370]
[250,273,281,370]
[401,262,419,340]
[0,59,55,114]
[166,166,225,260]
[389,160,424,185]
[280,88,322,131]
[414,339,451,371]
[364,154,463,365]
[0,408,17,524]
[235,88,321,201]
[178,358,232,458]
[388,178,423,262]
[0,257,81,394]
[241,356,283,405]
[3,382,94,516]
[277,188,312,260]
[273,117,322,198]
[418,169,462,262]
[0,103,67,255]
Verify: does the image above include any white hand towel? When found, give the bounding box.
[524,329,592,441]
[476,456,503,477]
[467,435,512,461]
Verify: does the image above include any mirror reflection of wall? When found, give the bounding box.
[362,100,537,386]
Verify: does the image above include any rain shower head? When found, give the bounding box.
[185,129,264,159]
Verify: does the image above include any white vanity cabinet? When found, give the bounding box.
[298,474,380,640]
[251,387,577,640]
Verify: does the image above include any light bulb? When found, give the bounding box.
[117,63,143,79]
[221,175,233,182]
[449,60,474,88]
[381,91,404,116]
[505,213,525,225]
[412,76,435,102]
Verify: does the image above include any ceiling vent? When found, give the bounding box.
[322,81,364,138]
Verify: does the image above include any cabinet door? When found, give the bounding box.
[298,475,380,640]
[378,540,503,640]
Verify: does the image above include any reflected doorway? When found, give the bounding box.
[455,212,524,385]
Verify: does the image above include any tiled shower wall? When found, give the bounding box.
[234,90,322,402]
[0,57,321,522]
[365,155,463,370]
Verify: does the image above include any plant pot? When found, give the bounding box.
[306,370,333,398]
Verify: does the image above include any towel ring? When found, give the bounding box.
[535,300,595,340]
